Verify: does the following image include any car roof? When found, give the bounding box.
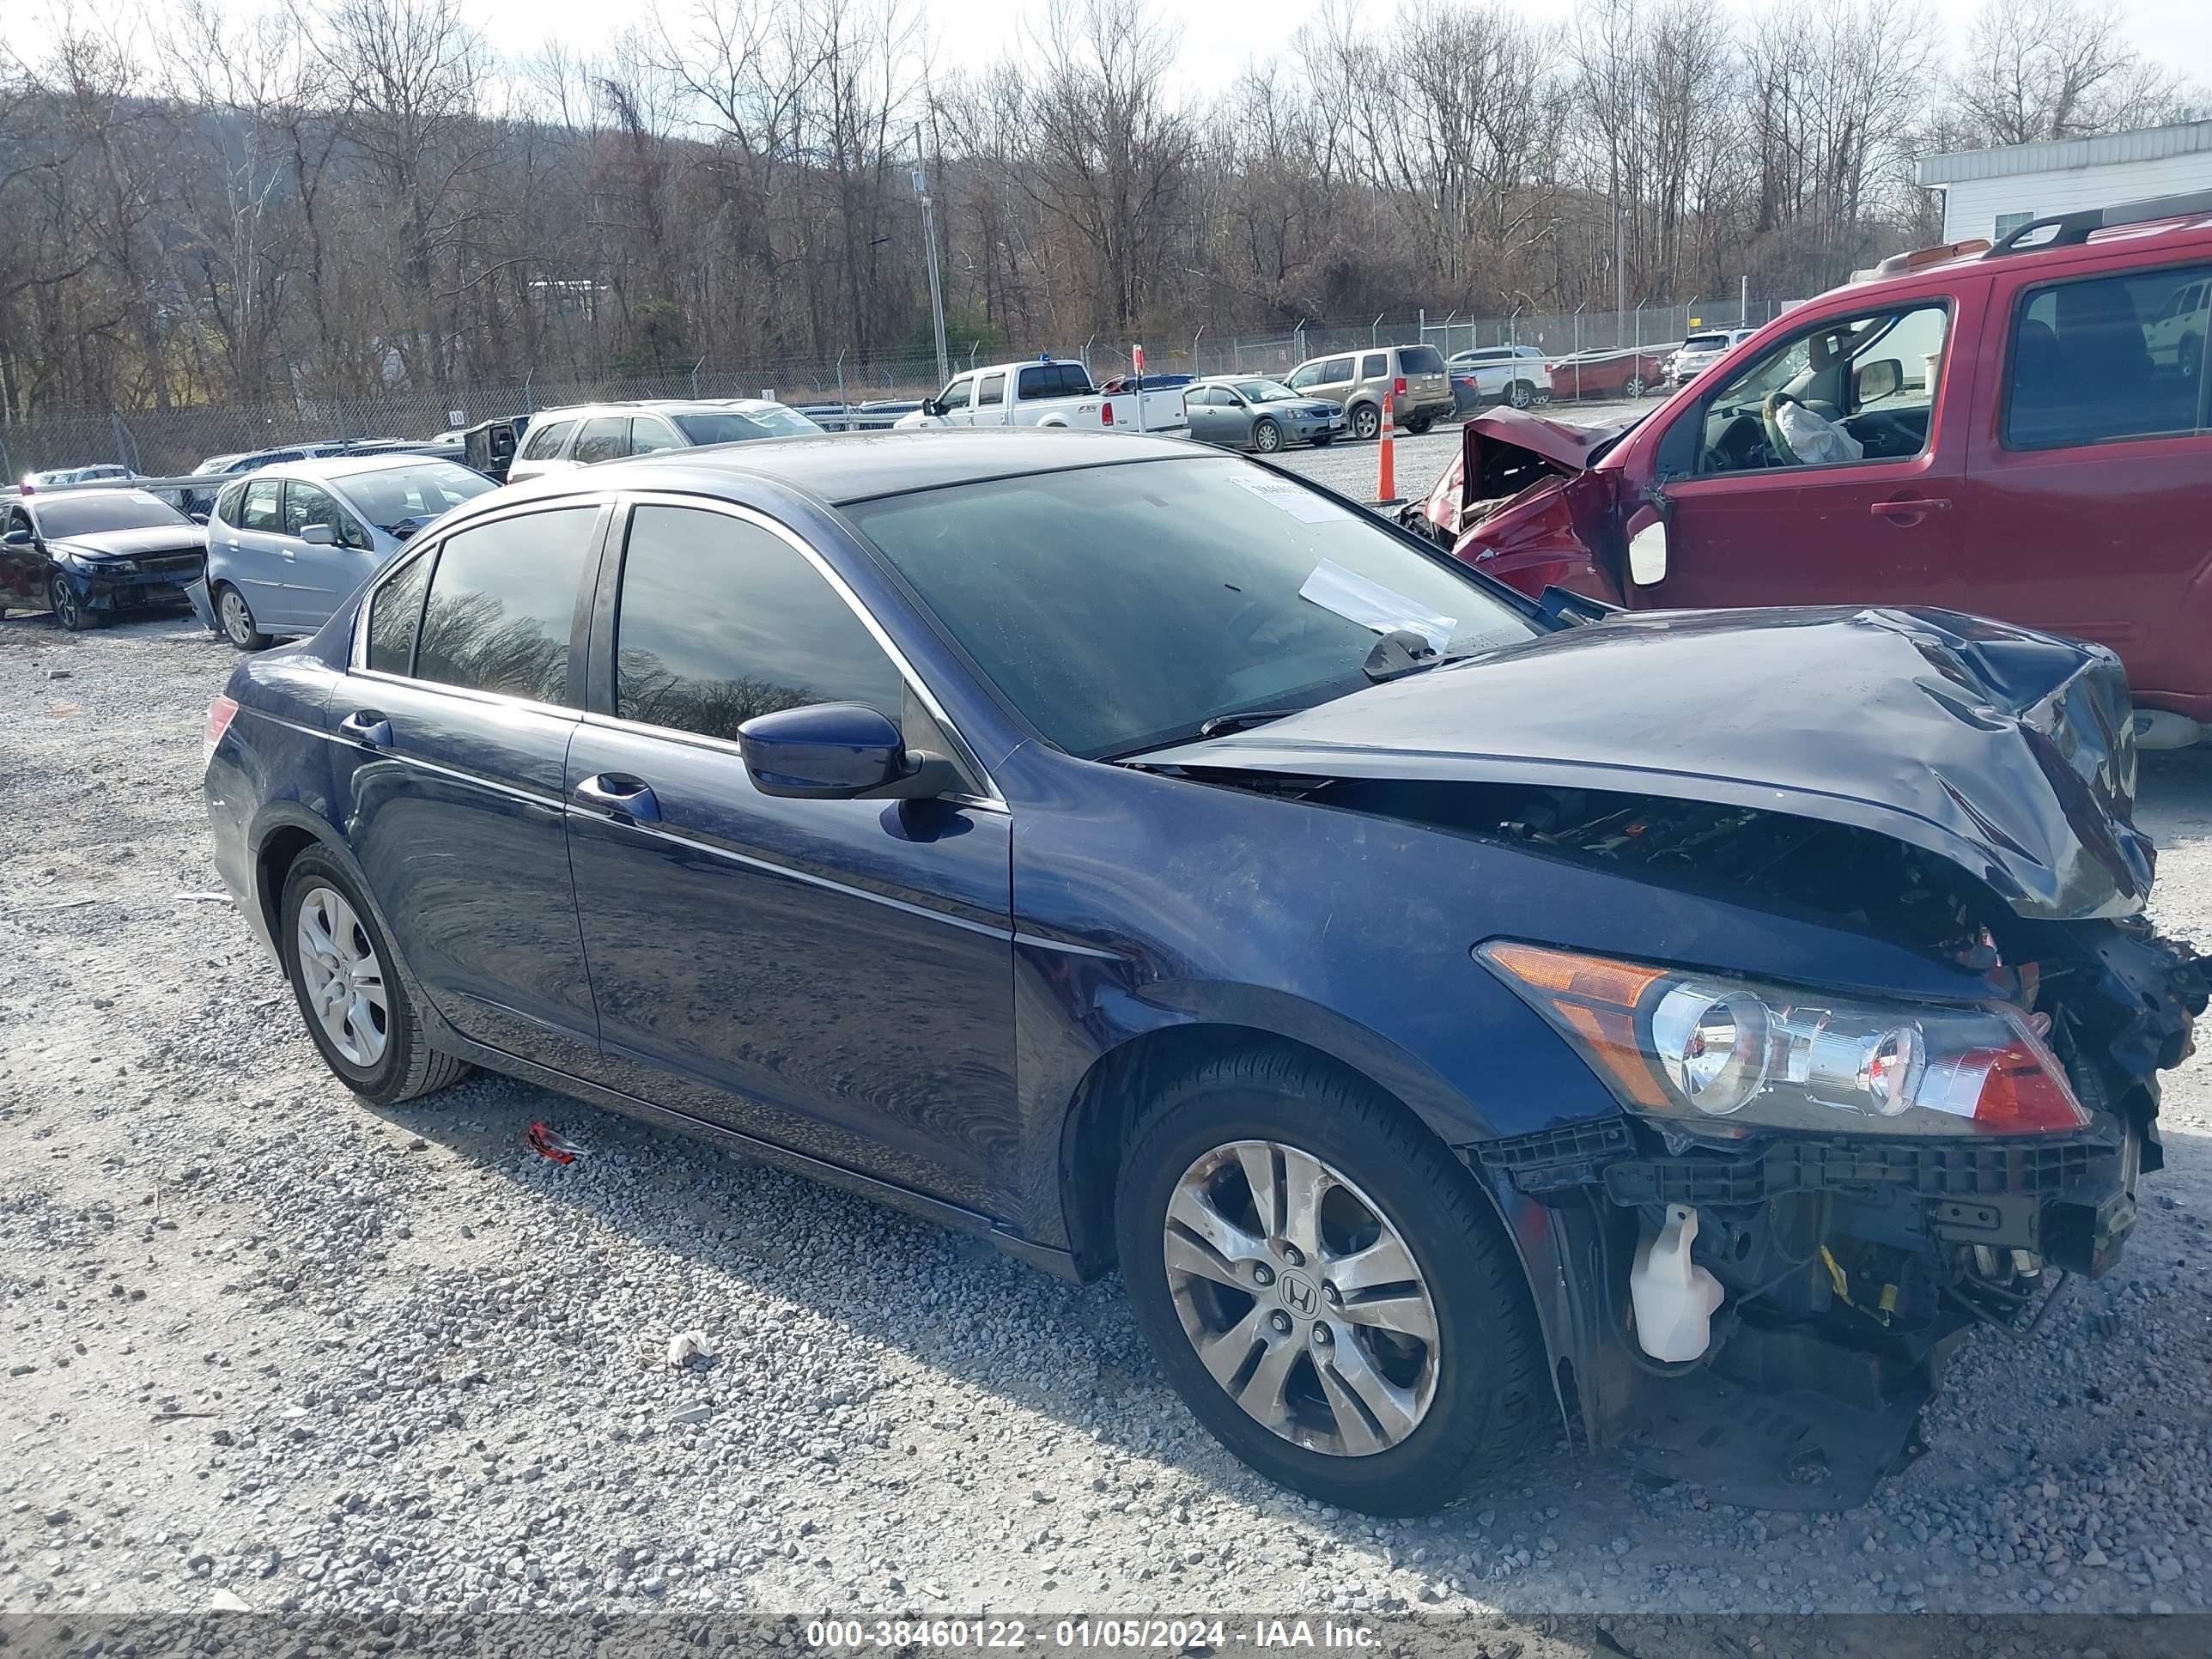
[484,428,1201,510]
[262,452,466,483]
[531,400,738,421]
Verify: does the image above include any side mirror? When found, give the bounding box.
[3,527,31,547]
[300,523,337,546]
[737,702,960,801]
[1854,357,1901,405]
[922,398,945,417]
[1628,519,1668,586]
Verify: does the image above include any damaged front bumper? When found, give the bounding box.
[1465,921,2204,1509]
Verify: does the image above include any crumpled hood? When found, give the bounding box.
[1464,405,1638,471]
[49,525,208,562]
[1134,605,2154,921]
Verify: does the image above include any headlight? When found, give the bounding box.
[1479,940,2089,1137]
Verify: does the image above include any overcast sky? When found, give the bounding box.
[18,0,2212,106]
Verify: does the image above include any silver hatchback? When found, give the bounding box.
[199,453,496,648]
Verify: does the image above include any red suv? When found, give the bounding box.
[1414,191,2212,746]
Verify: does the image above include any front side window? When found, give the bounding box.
[936,378,972,411]
[283,481,367,548]
[365,550,433,675]
[519,419,575,461]
[241,479,282,532]
[846,453,1539,759]
[2007,262,2209,449]
[613,506,905,744]
[670,411,772,446]
[1698,302,1949,473]
[629,417,683,454]
[414,507,599,703]
[574,417,629,465]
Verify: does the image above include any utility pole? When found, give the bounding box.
[913,126,950,390]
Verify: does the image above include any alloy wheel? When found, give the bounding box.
[220,586,256,647]
[1253,418,1281,453]
[1162,1139,1440,1457]
[49,576,84,631]
[1352,405,1380,441]
[1623,375,1647,398]
[295,884,390,1066]
[1509,381,1534,409]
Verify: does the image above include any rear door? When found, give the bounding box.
[1636,288,1975,611]
[561,498,1016,1211]
[334,501,609,1070]
[1959,252,2212,714]
[281,479,379,630]
[628,415,684,455]
[970,370,1009,428]
[226,477,291,623]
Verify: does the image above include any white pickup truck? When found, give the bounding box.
[896,358,1190,436]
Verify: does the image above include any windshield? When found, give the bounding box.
[845,454,1539,759]
[732,405,823,436]
[36,494,190,537]
[338,462,496,530]
[672,411,775,446]
[1234,380,1299,402]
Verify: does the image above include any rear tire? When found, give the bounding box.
[1115,1046,1551,1516]
[1623,374,1649,398]
[1349,404,1381,441]
[280,849,471,1106]
[216,581,269,650]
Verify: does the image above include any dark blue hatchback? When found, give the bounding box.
[205,428,2203,1514]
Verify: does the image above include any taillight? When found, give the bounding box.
[1100,402,1114,424]
[204,695,239,769]
[1393,375,1407,395]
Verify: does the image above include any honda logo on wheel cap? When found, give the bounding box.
[1279,1270,1318,1317]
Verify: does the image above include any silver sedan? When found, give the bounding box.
[1184,378,1346,453]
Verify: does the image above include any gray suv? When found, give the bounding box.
[1285,344,1454,439]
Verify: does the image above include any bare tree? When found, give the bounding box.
[1951,0,2200,149]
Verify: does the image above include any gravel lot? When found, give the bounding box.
[3,538,2210,1626]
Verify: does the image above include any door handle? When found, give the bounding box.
[337,710,392,749]
[1869,497,1950,519]
[574,773,660,823]
[280,549,297,562]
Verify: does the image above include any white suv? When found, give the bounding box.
[1446,346,1549,409]
[505,401,792,485]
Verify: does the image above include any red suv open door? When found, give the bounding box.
[1631,281,1984,612]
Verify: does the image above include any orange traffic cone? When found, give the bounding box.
[1377,390,1396,501]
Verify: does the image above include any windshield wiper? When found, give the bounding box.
[1196,708,1300,739]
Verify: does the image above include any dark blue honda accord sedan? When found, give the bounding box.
[206,428,2203,1513]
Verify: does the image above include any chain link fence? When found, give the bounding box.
[0,299,1801,478]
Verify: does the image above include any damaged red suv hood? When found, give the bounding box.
[1414,406,1640,542]
[1134,605,2154,922]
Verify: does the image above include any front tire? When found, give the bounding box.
[1622,374,1649,398]
[1404,413,1434,435]
[1115,1047,1550,1515]
[280,850,470,1105]
[1508,380,1535,410]
[49,575,99,631]
[216,581,269,650]
[1250,416,1283,453]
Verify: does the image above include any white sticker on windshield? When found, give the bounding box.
[1228,471,1357,525]
[1297,558,1456,654]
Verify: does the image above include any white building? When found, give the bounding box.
[1918,118,2212,244]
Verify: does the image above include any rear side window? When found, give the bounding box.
[1399,346,1444,374]
[519,419,575,461]
[283,481,367,548]
[365,551,433,675]
[414,507,599,703]
[975,372,1006,406]
[215,479,248,524]
[241,479,281,532]
[2006,263,2211,449]
[1057,363,1093,395]
[574,417,628,465]
[613,506,905,743]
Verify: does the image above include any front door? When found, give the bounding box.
[1638,292,1975,611]
[331,501,610,1070]
[1959,253,2212,714]
[562,500,1017,1212]
[280,478,379,630]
